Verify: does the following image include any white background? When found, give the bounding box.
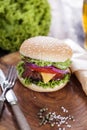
[48,0,84,47]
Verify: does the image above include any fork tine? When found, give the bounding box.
[1,66,17,96]
[6,65,17,87]
[6,66,14,81]
[11,67,17,86]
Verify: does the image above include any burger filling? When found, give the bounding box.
[17,56,71,88]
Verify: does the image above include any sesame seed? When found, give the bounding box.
[66,110,68,113]
[45,108,48,111]
[65,122,68,125]
[50,122,55,127]
[40,109,44,113]
[73,119,75,122]
[58,124,60,127]
[67,124,71,128]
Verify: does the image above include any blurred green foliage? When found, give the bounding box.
[0,0,51,52]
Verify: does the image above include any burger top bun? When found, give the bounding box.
[20,36,72,62]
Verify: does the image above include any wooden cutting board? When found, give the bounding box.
[0,52,87,130]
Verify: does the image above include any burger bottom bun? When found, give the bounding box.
[18,75,68,92]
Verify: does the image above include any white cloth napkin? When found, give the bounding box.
[64,39,87,95]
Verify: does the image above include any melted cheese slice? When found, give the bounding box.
[41,72,56,83]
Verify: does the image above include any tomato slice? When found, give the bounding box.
[31,66,56,73]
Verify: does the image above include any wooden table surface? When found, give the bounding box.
[0,1,86,130]
[0,51,87,130]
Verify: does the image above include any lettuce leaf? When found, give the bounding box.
[0,0,51,52]
[21,73,70,88]
[17,61,70,88]
[22,57,71,69]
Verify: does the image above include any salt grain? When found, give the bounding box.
[37,106,75,128]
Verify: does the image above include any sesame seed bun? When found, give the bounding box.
[18,75,68,92]
[20,36,72,62]
[18,36,72,92]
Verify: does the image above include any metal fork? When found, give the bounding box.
[5,67,31,130]
[0,66,17,115]
[4,65,17,89]
[0,66,31,130]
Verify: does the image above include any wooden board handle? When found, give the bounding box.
[11,104,31,130]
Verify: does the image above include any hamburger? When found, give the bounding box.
[17,36,72,92]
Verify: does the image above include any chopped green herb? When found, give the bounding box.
[0,0,51,52]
